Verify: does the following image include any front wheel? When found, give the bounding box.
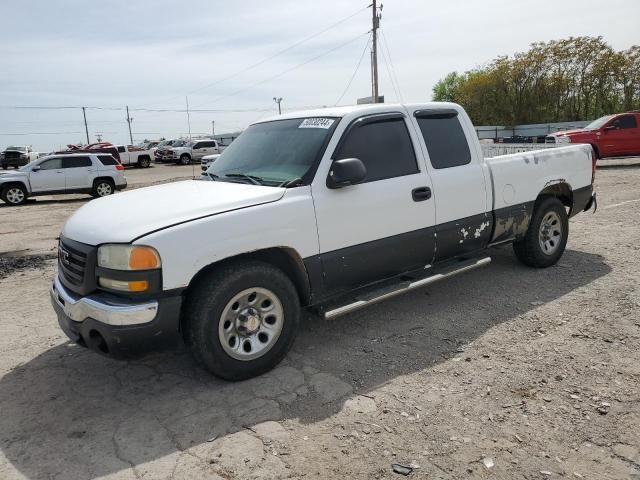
[178,154,190,165]
[91,179,115,198]
[184,261,301,381]
[1,184,28,205]
[513,196,568,268]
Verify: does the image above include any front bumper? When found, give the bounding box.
[50,275,182,357]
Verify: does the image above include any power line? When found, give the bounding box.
[134,6,368,108]
[194,32,369,110]
[335,34,372,105]
[380,29,403,103]
[378,34,401,102]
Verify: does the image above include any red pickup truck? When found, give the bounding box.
[546,111,640,159]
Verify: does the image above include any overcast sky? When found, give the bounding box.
[1,0,639,151]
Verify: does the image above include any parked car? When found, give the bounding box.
[163,139,223,165]
[546,111,640,158]
[154,139,183,163]
[1,145,40,169]
[201,153,221,172]
[51,102,596,380]
[0,153,126,205]
[115,145,153,168]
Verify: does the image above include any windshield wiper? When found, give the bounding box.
[206,172,219,181]
[223,173,264,185]
[279,178,304,188]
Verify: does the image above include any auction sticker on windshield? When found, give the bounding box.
[299,118,335,129]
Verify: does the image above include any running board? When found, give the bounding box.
[323,257,492,320]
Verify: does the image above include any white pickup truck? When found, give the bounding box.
[168,139,224,165]
[115,145,152,168]
[50,102,596,380]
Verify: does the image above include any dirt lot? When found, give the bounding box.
[1,160,639,480]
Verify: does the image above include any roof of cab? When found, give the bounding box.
[254,102,461,125]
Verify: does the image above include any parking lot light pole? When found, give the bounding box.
[273,97,283,115]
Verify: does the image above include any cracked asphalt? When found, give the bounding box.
[1,160,639,479]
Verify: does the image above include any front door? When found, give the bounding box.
[63,156,93,189]
[29,157,65,192]
[312,112,436,296]
[602,114,639,157]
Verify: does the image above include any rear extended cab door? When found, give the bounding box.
[310,108,437,297]
[405,104,492,261]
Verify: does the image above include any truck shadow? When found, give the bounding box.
[0,247,610,479]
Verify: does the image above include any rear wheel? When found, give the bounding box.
[178,154,190,165]
[513,196,568,268]
[137,156,151,168]
[183,261,301,381]
[91,179,115,198]
[1,184,27,205]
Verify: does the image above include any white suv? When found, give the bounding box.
[0,153,127,206]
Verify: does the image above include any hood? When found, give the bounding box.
[62,180,285,245]
[552,128,593,137]
[0,171,27,179]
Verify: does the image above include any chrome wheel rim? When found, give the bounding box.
[218,287,284,361]
[96,183,112,196]
[6,188,25,204]
[539,211,562,255]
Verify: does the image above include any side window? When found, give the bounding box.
[98,155,118,166]
[117,146,126,153]
[612,115,637,129]
[38,158,63,170]
[193,142,203,149]
[63,156,92,168]
[334,117,419,182]
[415,112,471,169]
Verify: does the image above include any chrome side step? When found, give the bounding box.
[323,257,491,319]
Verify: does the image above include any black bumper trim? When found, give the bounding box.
[53,294,183,358]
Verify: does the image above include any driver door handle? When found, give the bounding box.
[412,186,432,202]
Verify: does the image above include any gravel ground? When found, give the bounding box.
[0,159,639,479]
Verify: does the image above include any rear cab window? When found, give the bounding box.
[415,109,471,169]
[611,115,638,129]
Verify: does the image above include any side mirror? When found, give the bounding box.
[31,165,41,172]
[327,158,366,189]
[604,125,617,131]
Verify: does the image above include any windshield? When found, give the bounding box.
[172,140,187,147]
[586,115,614,129]
[5,146,26,151]
[206,117,337,186]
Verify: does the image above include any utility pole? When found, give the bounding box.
[371,1,382,103]
[185,96,192,141]
[212,120,215,136]
[273,97,283,115]
[81,107,90,144]
[126,105,133,144]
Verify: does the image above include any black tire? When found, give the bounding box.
[91,179,115,198]
[1,164,7,170]
[513,196,568,268]
[178,154,190,165]
[183,260,301,381]
[1,184,28,205]
[137,156,151,168]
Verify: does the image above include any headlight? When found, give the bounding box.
[97,244,161,270]
[556,136,571,144]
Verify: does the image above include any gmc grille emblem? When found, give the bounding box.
[58,246,70,266]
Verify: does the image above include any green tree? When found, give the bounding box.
[432,36,639,125]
